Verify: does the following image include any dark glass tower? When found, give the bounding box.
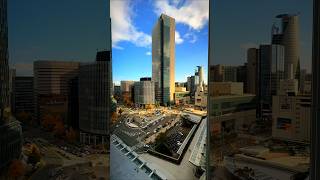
[0,0,9,120]
[0,0,22,169]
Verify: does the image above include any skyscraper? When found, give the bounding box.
[259,44,285,109]
[152,14,175,106]
[272,14,300,79]
[0,0,9,117]
[78,51,111,145]
[0,0,22,168]
[247,48,259,94]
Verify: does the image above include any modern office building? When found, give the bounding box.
[67,77,79,129]
[259,44,285,109]
[211,64,239,82]
[120,80,135,103]
[33,61,80,122]
[196,66,204,88]
[121,81,135,92]
[13,77,34,115]
[133,77,155,106]
[272,14,300,79]
[9,69,16,111]
[0,0,22,169]
[152,14,175,106]
[247,48,259,94]
[236,64,247,92]
[79,51,111,145]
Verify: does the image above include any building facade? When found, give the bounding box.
[13,76,34,115]
[33,61,80,122]
[0,0,22,169]
[152,14,175,106]
[134,77,155,106]
[272,14,300,79]
[79,51,111,145]
[247,48,259,94]
[259,44,285,109]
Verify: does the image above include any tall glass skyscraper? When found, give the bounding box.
[0,0,22,169]
[152,14,175,106]
[0,0,9,118]
[272,14,300,80]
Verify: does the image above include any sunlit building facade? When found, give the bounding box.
[152,14,175,106]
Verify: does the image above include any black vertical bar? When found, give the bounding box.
[311,0,319,179]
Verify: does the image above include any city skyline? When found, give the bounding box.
[111,0,209,84]
[211,0,312,72]
[7,0,108,76]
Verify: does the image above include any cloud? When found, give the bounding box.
[111,0,151,49]
[146,51,152,56]
[184,32,198,43]
[154,0,209,30]
[240,42,258,50]
[175,31,184,44]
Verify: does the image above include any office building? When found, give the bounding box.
[0,0,22,169]
[79,51,111,145]
[152,14,175,106]
[67,77,79,129]
[236,64,247,92]
[134,77,155,106]
[196,66,204,88]
[33,61,80,122]
[120,80,135,103]
[211,65,239,82]
[13,77,34,115]
[272,14,300,79]
[259,44,285,109]
[247,48,259,94]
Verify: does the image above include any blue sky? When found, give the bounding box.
[8,0,108,76]
[211,0,313,72]
[111,0,209,85]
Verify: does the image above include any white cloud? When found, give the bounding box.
[184,32,198,43]
[154,0,209,30]
[146,51,152,56]
[111,0,151,48]
[175,31,184,44]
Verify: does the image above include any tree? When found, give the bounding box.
[111,112,118,124]
[118,108,123,115]
[16,111,32,124]
[27,144,41,165]
[66,127,77,143]
[53,120,65,137]
[7,160,26,179]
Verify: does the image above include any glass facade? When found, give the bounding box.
[152,14,175,106]
[0,0,9,113]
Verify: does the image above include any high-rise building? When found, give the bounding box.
[33,61,80,122]
[79,51,111,145]
[0,0,9,116]
[67,77,79,129]
[196,66,204,88]
[272,14,300,79]
[13,77,34,115]
[236,63,247,92]
[259,44,285,109]
[0,0,22,169]
[152,14,175,106]
[247,48,259,94]
[134,77,155,106]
